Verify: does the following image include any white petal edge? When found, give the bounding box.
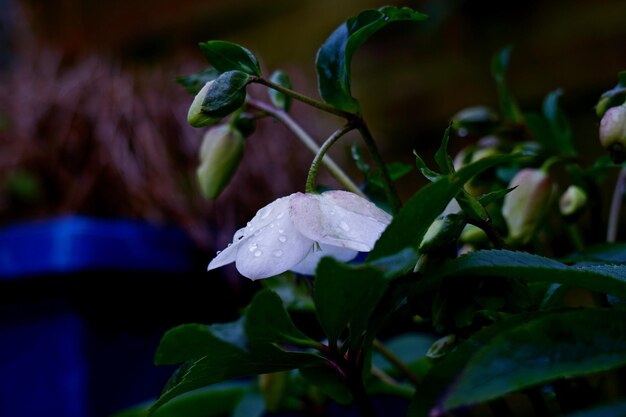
[207,195,293,273]
[235,208,312,280]
[290,244,358,276]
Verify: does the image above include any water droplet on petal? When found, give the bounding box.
[254,250,262,257]
[216,250,221,255]
[278,229,285,234]
[339,221,350,231]
[270,223,275,228]
[276,212,285,219]
[273,250,283,257]
[248,243,258,252]
[278,236,287,243]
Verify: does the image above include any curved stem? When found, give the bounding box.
[250,76,355,119]
[355,121,402,214]
[306,123,357,193]
[246,98,365,197]
[607,165,626,242]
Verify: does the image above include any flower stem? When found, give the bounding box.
[607,165,626,242]
[306,123,357,193]
[250,76,355,119]
[355,122,402,214]
[373,339,422,387]
[246,98,365,197]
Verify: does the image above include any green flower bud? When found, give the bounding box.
[559,185,587,221]
[197,125,245,199]
[502,168,553,245]
[599,103,626,163]
[187,70,250,128]
[419,213,466,254]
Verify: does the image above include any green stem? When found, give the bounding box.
[372,339,421,387]
[251,76,355,119]
[608,165,626,242]
[467,218,508,250]
[306,123,356,193]
[355,122,402,214]
[246,98,365,197]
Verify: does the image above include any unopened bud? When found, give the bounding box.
[599,103,626,163]
[187,70,250,128]
[502,168,553,244]
[419,213,466,254]
[187,81,220,127]
[197,125,244,199]
[559,185,587,221]
[451,106,498,137]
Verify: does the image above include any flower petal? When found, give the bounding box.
[207,195,294,273]
[235,205,313,280]
[290,244,358,275]
[290,191,391,252]
[207,227,246,271]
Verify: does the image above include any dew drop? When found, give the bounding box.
[254,250,263,257]
[248,243,258,252]
[270,223,275,228]
[276,212,285,219]
[216,250,221,255]
[278,236,287,243]
[278,229,285,234]
[273,250,284,257]
[339,221,350,231]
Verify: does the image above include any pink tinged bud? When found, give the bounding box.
[599,104,626,163]
[502,168,553,244]
[559,185,587,220]
[196,125,244,199]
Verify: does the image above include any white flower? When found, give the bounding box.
[208,191,392,280]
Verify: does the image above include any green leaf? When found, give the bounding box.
[268,70,292,111]
[314,258,388,348]
[300,365,353,405]
[434,126,454,174]
[199,41,261,76]
[433,249,626,298]
[154,322,244,366]
[413,308,626,416]
[117,383,247,417]
[560,400,626,417]
[414,151,441,181]
[231,389,265,417]
[245,289,318,348]
[176,67,220,94]
[542,89,576,156]
[561,242,626,264]
[316,6,427,113]
[477,186,516,206]
[491,46,523,123]
[369,153,524,262]
[152,291,324,411]
[261,274,315,312]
